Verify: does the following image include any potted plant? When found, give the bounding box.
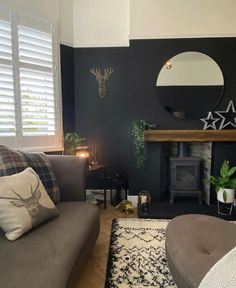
[131,120,156,169]
[64,132,85,155]
[205,160,236,214]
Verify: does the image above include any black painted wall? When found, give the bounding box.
[60,45,75,132]
[73,47,129,176]
[61,38,236,200]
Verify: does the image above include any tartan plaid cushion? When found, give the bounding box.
[0,145,60,203]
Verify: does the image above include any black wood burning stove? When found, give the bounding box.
[169,156,202,204]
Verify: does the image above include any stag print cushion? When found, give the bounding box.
[0,167,59,241]
[0,145,60,203]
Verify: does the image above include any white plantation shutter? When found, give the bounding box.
[18,24,56,138]
[20,69,56,136]
[0,8,17,148]
[0,7,62,151]
[0,20,12,61]
[18,26,53,68]
[0,64,15,136]
[0,22,15,137]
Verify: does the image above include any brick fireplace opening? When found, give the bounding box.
[169,156,202,204]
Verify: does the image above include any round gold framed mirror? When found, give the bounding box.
[156,51,224,119]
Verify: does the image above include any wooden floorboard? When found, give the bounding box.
[73,204,138,288]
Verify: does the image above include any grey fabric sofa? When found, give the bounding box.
[0,155,100,288]
[166,214,236,288]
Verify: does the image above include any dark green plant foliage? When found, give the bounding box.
[131,120,156,169]
[205,160,236,202]
[131,120,146,168]
[64,132,85,155]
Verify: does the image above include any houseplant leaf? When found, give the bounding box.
[205,160,236,204]
[220,160,229,178]
[228,166,236,177]
[64,132,85,155]
[220,177,230,187]
[229,179,236,189]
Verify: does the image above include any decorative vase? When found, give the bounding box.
[217,188,235,203]
[217,188,235,216]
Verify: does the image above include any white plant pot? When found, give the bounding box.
[217,188,235,203]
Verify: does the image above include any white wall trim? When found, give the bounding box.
[61,34,236,49]
[60,40,74,47]
[73,41,130,48]
[60,41,130,49]
[130,33,236,40]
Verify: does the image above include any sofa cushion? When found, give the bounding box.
[0,167,59,241]
[0,145,60,203]
[0,201,100,288]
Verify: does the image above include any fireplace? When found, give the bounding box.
[169,156,202,204]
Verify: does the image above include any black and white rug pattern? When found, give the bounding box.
[105,218,176,288]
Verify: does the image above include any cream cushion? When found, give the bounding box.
[0,167,58,241]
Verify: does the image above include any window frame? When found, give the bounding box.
[0,6,63,152]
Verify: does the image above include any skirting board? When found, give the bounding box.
[86,189,111,201]
[86,189,129,202]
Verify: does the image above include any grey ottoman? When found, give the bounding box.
[165,214,236,288]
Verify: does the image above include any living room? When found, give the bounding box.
[0,0,236,287]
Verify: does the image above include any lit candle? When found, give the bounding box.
[140,195,147,204]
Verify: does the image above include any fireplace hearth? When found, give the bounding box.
[169,156,202,204]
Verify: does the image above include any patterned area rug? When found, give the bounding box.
[105,218,176,288]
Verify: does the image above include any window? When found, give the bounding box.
[0,6,62,151]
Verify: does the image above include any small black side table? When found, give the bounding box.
[86,164,112,209]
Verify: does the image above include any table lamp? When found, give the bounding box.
[76,146,89,158]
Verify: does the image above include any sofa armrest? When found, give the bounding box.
[47,155,88,202]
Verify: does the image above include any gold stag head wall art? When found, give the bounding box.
[90,67,114,98]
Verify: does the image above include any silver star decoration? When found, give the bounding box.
[200,112,220,130]
[216,100,236,129]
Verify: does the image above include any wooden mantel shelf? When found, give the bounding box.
[144,130,236,142]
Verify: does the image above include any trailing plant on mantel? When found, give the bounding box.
[131,120,156,169]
